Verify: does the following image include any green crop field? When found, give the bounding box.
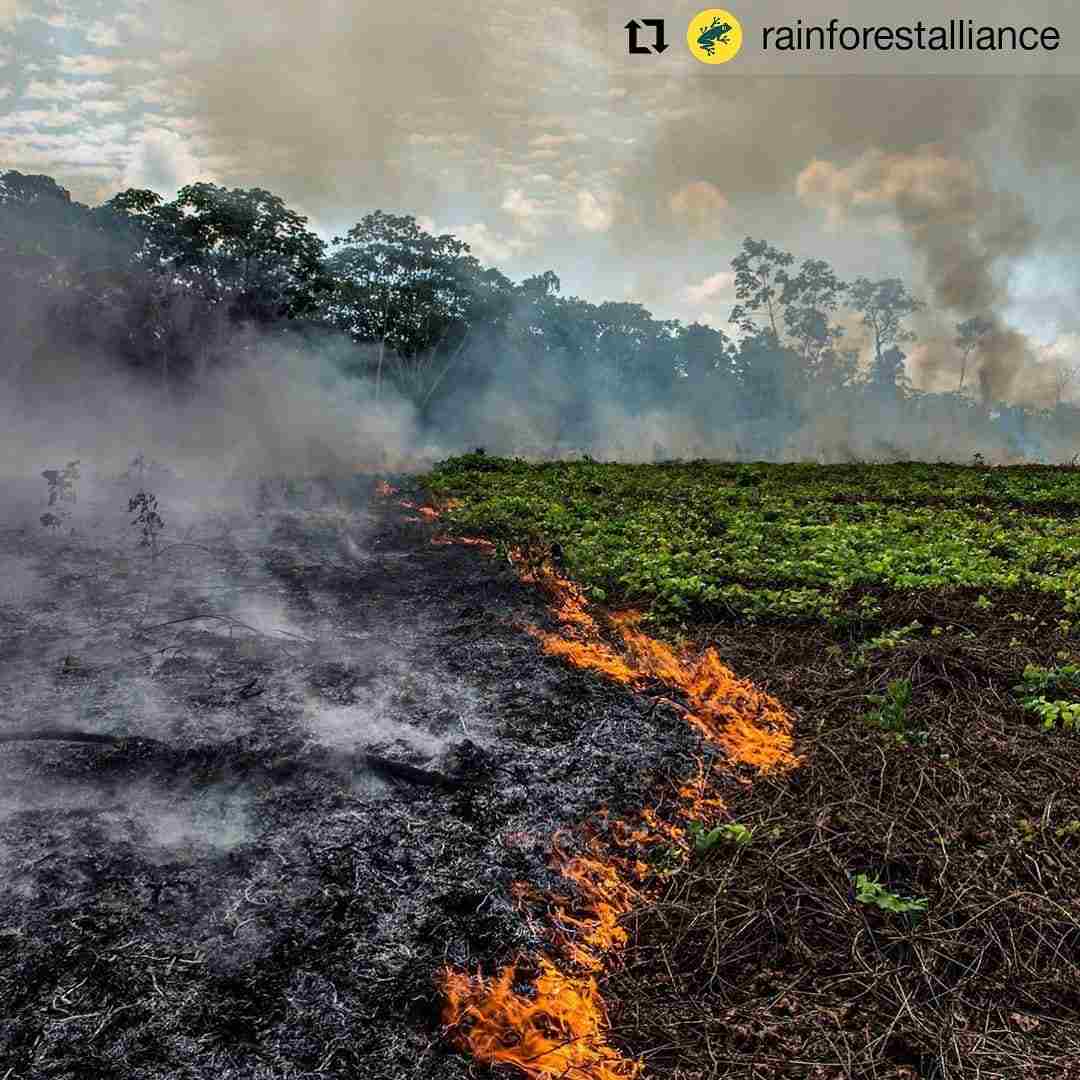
[425,454,1080,627]
[421,454,1080,1076]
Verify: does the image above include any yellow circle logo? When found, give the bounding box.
[687,9,742,63]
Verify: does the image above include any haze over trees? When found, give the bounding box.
[2,168,1077,462]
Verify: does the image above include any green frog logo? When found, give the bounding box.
[697,15,733,55]
[687,8,743,64]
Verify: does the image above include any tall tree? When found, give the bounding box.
[954,315,994,393]
[163,183,329,323]
[848,277,923,378]
[778,257,851,388]
[729,237,795,342]
[326,212,504,403]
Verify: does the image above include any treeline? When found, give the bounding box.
[1,169,1076,461]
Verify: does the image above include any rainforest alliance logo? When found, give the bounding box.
[688,8,743,63]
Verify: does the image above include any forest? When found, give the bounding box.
[3,168,1077,463]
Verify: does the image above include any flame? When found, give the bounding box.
[432,535,496,552]
[520,559,798,773]
[442,959,641,1080]
[431,537,801,1077]
[398,499,440,519]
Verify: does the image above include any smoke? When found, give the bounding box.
[796,146,1040,400]
[5,0,1080,461]
[125,0,528,218]
[0,317,421,491]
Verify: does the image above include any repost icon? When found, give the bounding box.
[687,8,743,63]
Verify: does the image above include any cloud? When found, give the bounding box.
[669,180,729,226]
[0,107,84,130]
[501,187,548,236]
[684,271,735,305]
[120,127,206,195]
[25,79,113,101]
[529,132,585,148]
[121,0,527,214]
[58,54,121,77]
[575,189,615,233]
[448,222,521,265]
[86,21,121,48]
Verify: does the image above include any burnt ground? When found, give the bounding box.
[0,474,707,1080]
[3,474,1080,1080]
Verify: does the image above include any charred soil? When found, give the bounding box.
[2,466,1079,1080]
[0,477,705,1079]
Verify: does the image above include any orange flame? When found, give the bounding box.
[521,560,797,773]
[432,535,497,552]
[439,546,800,1078]
[398,499,440,519]
[442,959,641,1080]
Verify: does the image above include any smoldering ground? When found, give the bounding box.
[0,445,716,1076]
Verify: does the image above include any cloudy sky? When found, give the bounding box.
[3,0,1080,400]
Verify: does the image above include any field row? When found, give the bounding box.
[423,456,1080,625]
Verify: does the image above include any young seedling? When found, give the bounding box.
[853,622,921,667]
[687,820,753,854]
[129,491,165,559]
[40,460,80,530]
[1013,663,1080,732]
[863,678,927,746]
[853,872,928,918]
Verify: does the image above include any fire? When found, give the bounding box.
[521,557,798,773]
[442,960,641,1080]
[431,535,496,552]
[397,499,440,519]
[430,535,801,1077]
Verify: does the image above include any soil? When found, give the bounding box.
[2,474,1078,1080]
[0,475,702,1079]
[608,590,1080,1080]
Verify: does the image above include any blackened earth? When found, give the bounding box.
[0,476,707,1079]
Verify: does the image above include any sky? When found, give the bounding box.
[2,0,1080,402]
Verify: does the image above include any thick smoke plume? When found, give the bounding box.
[797,147,1041,402]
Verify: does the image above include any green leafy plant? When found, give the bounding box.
[1013,664,1080,732]
[645,843,687,877]
[424,458,1080,629]
[1055,819,1080,841]
[863,678,926,746]
[853,872,928,916]
[1016,818,1040,844]
[129,491,165,558]
[687,820,753,853]
[854,622,921,665]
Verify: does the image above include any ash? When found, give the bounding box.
[0,474,704,1079]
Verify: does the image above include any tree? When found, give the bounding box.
[954,315,994,394]
[733,330,805,452]
[729,237,795,341]
[872,346,911,394]
[1053,356,1078,409]
[162,183,329,323]
[778,256,851,390]
[0,170,96,281]
[677,321,734,385]
[848,277,923,370]
[326,212,503,403]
